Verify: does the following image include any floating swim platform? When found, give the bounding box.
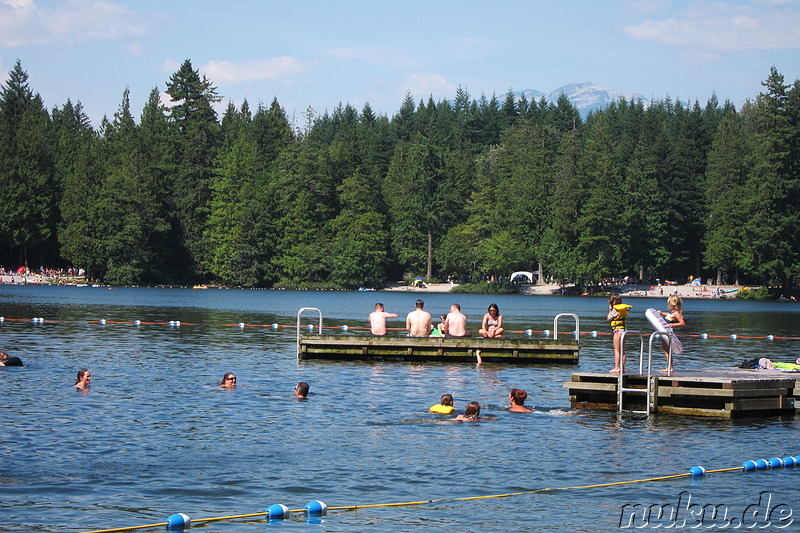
[296,308,581,364]
[565,369,799,418]
[298,333,580,364]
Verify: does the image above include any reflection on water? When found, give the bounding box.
[0,286,799,532]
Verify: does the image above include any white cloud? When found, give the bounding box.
[0,0,147,47]
[623,1,800,54]
[200,57,309,85]
[404,73,455,99]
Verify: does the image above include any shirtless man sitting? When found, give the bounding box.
[368,303,398,335]
[443,303,470,337]
[406,299,432,337]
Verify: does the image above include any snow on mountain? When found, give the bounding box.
[515,82,650,117]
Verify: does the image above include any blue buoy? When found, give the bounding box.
[307,324,314,330]
[730,334,737,339]
[525,329,532,335]
[689,466,705,477]
[304,500,328,515]
[267,503,290,519]
[99,319,107,324]
[543,329,550,336]
[755,459,768,470]
[590,330,597,337]
[794,455,800,465]
[165,513,190,530]
[768,457,784,468]
[134,320,141,326]
[767,335,774,341]
[781,456,795,467]
[238,322,245,328]
[341,325,348,331]
[272,323,278,329]
[742,460,757,471]
[701,333,708,339]
[0,316,4,322]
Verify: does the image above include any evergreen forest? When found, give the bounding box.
[1,59,799,289]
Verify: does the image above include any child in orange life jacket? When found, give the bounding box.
[607,294,632,373]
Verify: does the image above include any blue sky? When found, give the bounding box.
[1,0,798,126]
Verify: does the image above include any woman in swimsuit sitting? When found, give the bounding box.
[478,303,504,338]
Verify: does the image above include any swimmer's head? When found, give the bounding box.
[295,381,309,398]
[609,294,622,306]
[440,393,453,406]
[465,401,480,418]
[488,303,499,315]
[375,303,384,311]
[75,369,91,385]
[415,299,424,309]
[0,351,8,362]
[221,372,236,386]
[510,388,527,406]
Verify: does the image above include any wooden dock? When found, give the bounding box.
[565,369,799,418]
[297,334,580,364]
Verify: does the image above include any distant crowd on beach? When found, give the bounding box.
[0,266,87,284]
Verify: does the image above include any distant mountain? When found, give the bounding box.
[515,82,650,118]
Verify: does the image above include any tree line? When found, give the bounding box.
[1,59,798,288]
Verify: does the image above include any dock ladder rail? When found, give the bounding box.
[296,307,323,361]
[617,330,649,414]
[617,331,676,415]
[552,313,580,340]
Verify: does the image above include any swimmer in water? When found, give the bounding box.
[295,381,309,398]
[75,369,91,390]
[220,372,237,389]
[0,350,23,366]
[508,388,533,413]
[455,401,481,421]
[430,393,455,414]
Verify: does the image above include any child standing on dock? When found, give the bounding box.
[607,294,631,373]
[658,295,685,372]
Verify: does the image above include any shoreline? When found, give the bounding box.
[0,275,750,299]
[383,281,748,299]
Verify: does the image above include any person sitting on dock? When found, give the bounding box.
[443,303,470,337]
[220,372,237,389]
[369,303,398,336]
[455,401,482,421]
[430,393,455,414]
[508,388,533,413]
[295,381,309,398]
[478,303,504,338]
[406,299,432,337]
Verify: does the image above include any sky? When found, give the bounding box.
[1,0,799,126]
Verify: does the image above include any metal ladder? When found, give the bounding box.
[617,331,675,415]
[296,307,323,361]
[553,313,580,340]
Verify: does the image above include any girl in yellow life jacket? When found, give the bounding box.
[607,294,632,373]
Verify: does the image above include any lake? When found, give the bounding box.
[1,286,799,532]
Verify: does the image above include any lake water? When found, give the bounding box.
[1,286,799,532]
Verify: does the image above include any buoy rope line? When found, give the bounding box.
[75,457,798,533]
[1,316,798,341]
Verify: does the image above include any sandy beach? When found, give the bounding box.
[382,281,747,299]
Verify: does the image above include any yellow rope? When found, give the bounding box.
[75,462,793,532]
